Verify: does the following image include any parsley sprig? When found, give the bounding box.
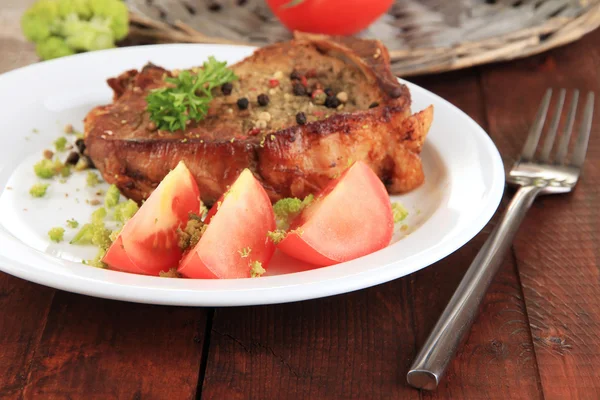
[146,57,237,132]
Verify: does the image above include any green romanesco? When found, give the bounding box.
[54,136,67,152]
[104,184,120,208]
[48,227,65,242]
[272,194,314,230]
[30,183,50,197]
[33,158,70,179]
[21,0,129,60]
[391,202,408,223]
[86,171,100,187]
[114,199,138,223]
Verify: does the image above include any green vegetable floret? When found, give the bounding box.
[48,227,65,242]
[54,136,67,151]
[114,199,138,223]
[272,194,313,230]
[21,0,129,60]
[30,183,50,197]
[86,171,100,187]
[391,202,408,223]
[34,158,70,179]
[104,184,121,208]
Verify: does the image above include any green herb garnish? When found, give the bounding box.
[392,202,408,223]
[250,260,266,278]
[146,57,237,132]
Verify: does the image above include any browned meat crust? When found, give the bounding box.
[84,35,433,205]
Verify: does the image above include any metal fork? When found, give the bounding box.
[406,89,595,390]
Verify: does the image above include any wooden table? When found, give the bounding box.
[2,3,600,399]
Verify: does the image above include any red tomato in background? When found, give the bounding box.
[277,161,393,266]
[266,0,393,36]
[103,161,201,276]
[178,169,276,279]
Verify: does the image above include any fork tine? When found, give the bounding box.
[540,89,566,163]
[570,91,595,168]
[521,89,552,161]
[555,90,579,164]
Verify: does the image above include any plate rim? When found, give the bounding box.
[0,44,505,306]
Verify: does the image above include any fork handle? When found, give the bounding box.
[407,185,542,390]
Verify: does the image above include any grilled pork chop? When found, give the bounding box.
[84,34,433,205]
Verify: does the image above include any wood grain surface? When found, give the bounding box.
[1,1,599,398]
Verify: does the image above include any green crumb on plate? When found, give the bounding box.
[104,184,121,208]
[48,227,65,243]
[54,137,67,152]
[86,171,100,187]
[392,202,409,223]
[114,199,139,223]
[250,260,266,278]
[29,183,49,197]
[66,218,79,228]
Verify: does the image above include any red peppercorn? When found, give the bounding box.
[301,76,308,87]
[248,128,261,136]
[268,79,279,88]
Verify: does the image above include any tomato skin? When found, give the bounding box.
[103,237,149,275]
[103,162,201,276]
[178,169,276,279]
[277,161,393,266]
[265,0,393,36]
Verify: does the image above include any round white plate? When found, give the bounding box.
[0,44,504,306]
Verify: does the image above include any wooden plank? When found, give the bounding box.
[412,71,543,400]
[199,69,542,399]
[480,28,600,399]
[20,292,208,400]
[0,277,54,399]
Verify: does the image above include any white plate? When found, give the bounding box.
[0,44,504,306]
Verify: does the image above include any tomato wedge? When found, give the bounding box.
[178,169,276,279]
[103,161,201,275]
[277,161,393,266]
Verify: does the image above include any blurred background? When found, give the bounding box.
[4,0,600,75]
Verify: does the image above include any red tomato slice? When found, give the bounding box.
[103,161,201,275]
[266,0,393,36]
[178,169,276,279]
[277,161,393,266]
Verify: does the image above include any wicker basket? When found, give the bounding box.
[126,0,600,77]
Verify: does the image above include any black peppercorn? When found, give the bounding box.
[65,151,80,165]
[292,83,306,96]
[237,97,249,110]
[290,70,301,80]
[324,87,334,97]
[369,102,380,108]
[221,82,233,95]
[296,112,307,125]
[257,93,270,106]
[325,96,340,109]
[75,138,86,154]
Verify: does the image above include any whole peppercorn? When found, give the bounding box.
[296,112,307,125]
[324,87,334,97]
[237,97,249,110]
[325,96,341,109]
[65,151,80,165]
[75,138,86,154]
[221,82,233,95]
[292,83,306,96]
[290,70,301,80]
[257,93,270,106]
[369,102,380,108]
